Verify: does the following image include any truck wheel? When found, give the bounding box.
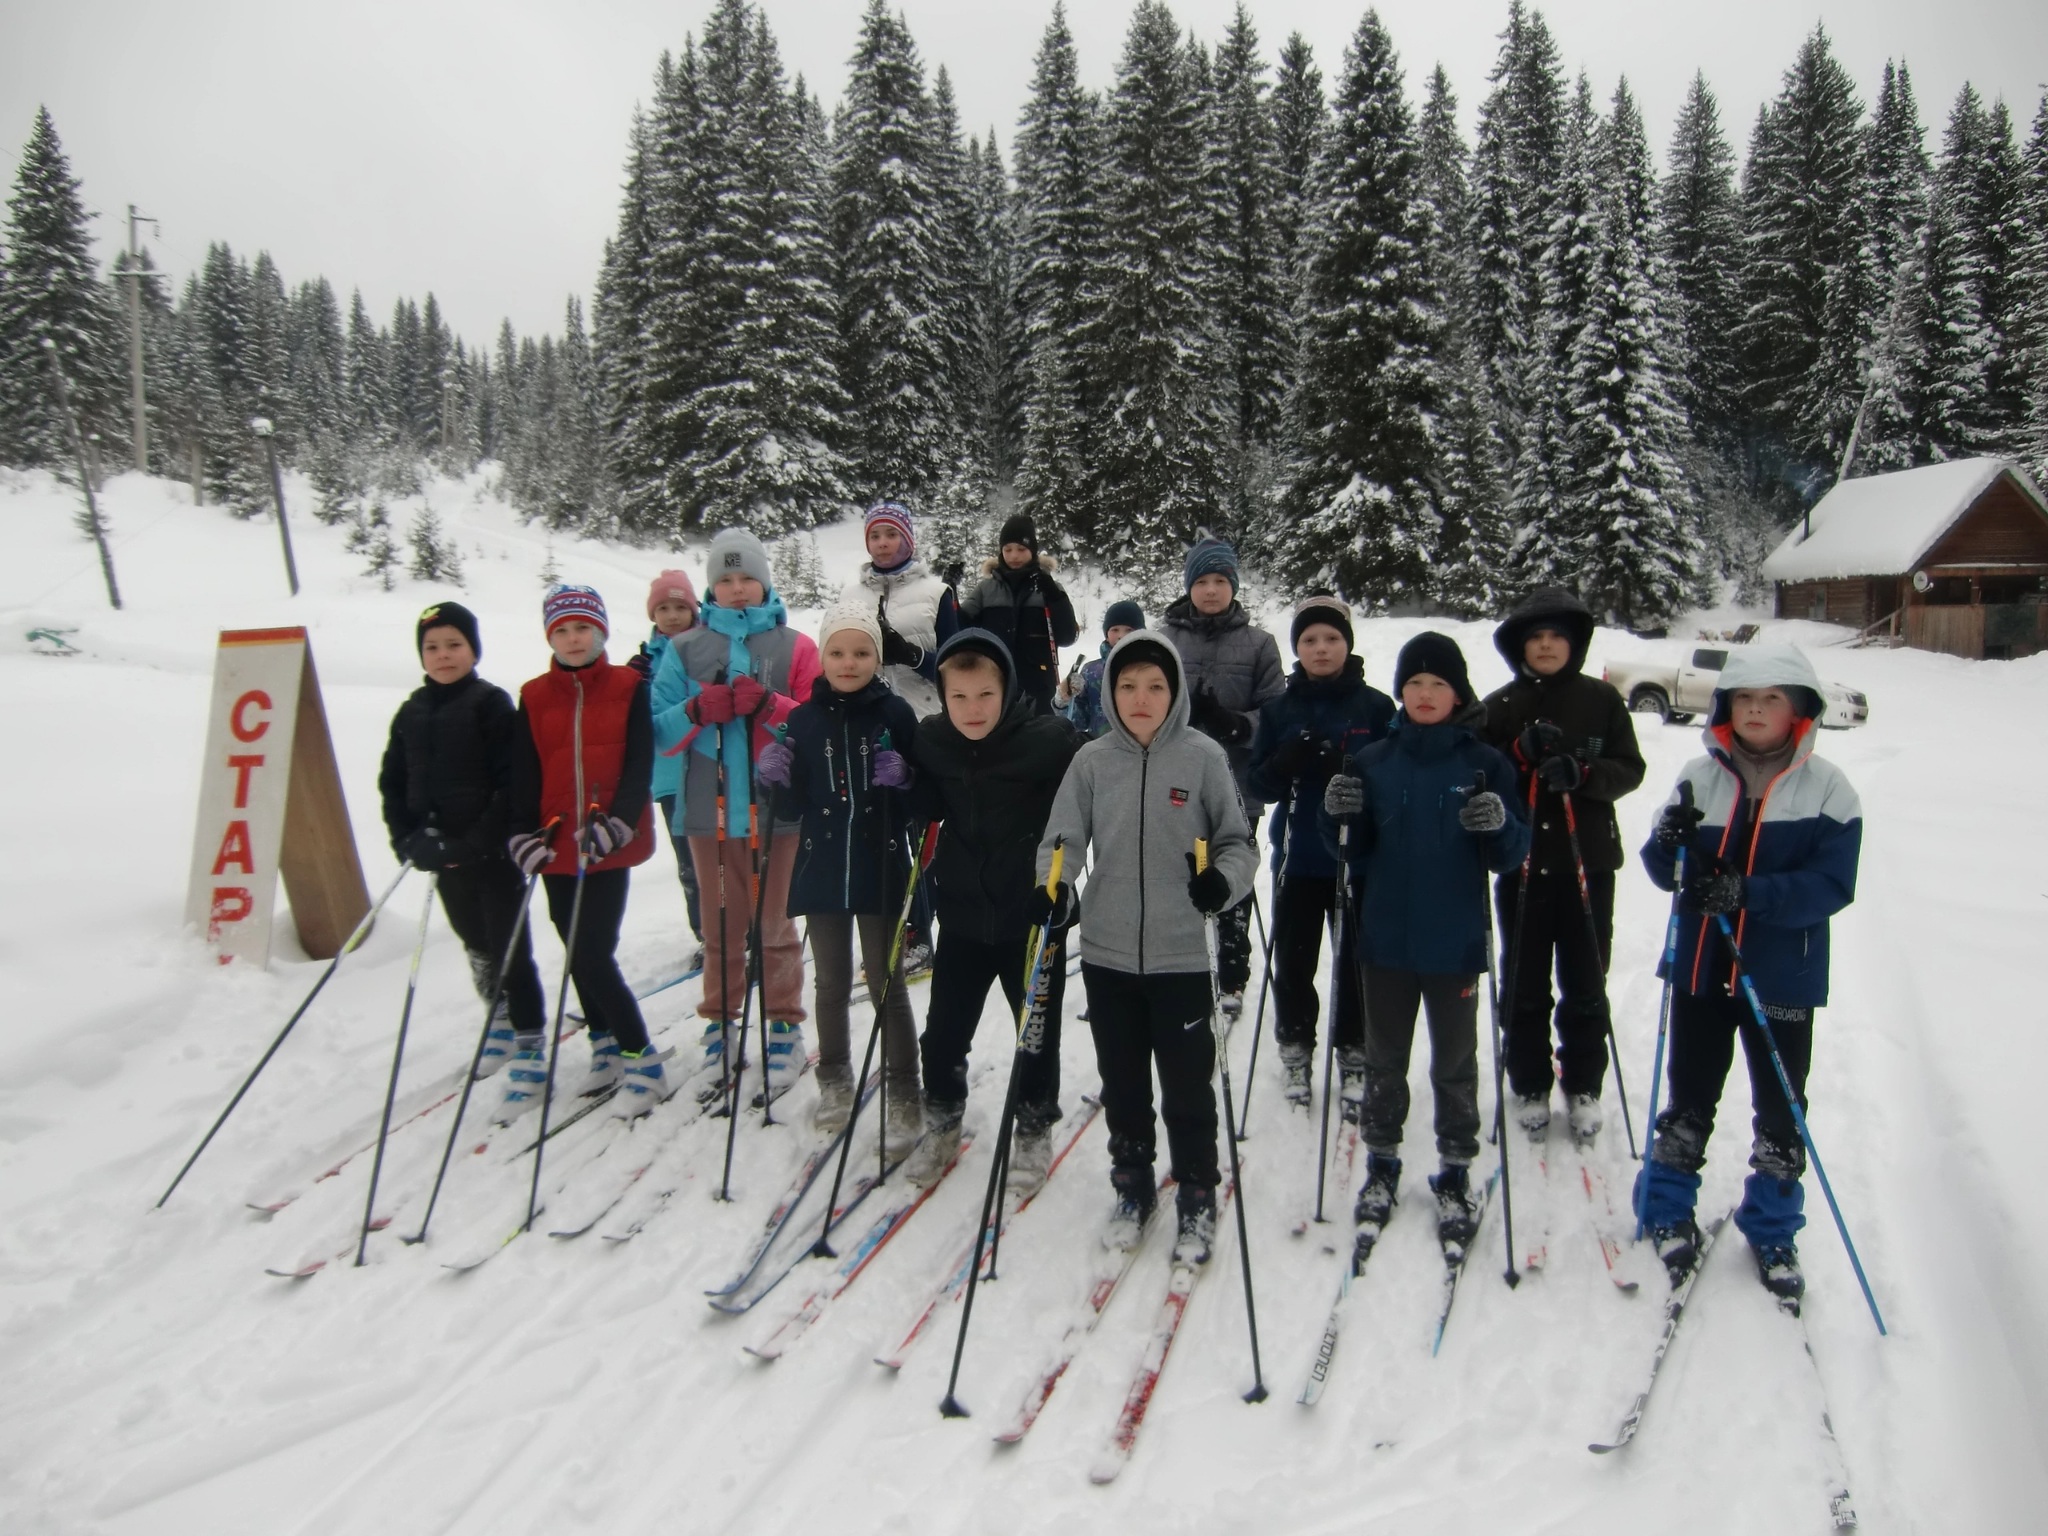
[1629,687,1672,723]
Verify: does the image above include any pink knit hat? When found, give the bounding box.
[646,568,699,622]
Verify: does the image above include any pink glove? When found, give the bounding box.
[507,829,554,876]
[687,683,735,725]
[755,738,794,787]
[731,674,768,717]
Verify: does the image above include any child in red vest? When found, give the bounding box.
[505,584,667,1120]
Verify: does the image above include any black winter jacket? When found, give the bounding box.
[1479,587,1645,874]
[957,556,1079,712]
[909,631,1081,944]
[1247,656,1398,880]
[378,672,521,865]
[780,676,922,918]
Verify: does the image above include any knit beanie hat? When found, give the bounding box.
[1183,536,1240,595]
[864,501,916,563]
[1106,633,1182,704]
[1393,630,1473,706]
[706,527,773,598]
[1290,594,1354,654]
[997,513,1038,558]
[416,599,481,659]
[1103,599,1146,635]
[646,568,699,622]
[818,603,883,653]
[542,583,608,639]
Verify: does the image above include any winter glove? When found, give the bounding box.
[1185,852,1233,916]
[583,813,634,859]
[626,644,656,679]
[1023,879,1075,930]
[1323,772,1367,822]
[1535,751,1586,793]
[1685,867,1746,914]
[1193,687,1251,747]
[507,828,555,877]
[730,674,769,718]
[873,749,912,789]
[400,826,455,871]
[1516,720,1563,765]
[878,616,925,671]
[753,737,794,787]
[1458,791,1507,834]
[686,682,735,725]
[1267,730,1323,780]
[1654,797,1706,850]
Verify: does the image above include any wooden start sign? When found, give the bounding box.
[185,627,370,964]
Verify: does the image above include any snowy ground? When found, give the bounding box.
[1,466,2043,1534]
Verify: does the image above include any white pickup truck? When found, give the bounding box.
[1601,647,1869,729]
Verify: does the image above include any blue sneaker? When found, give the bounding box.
[491,1043,548,1125]
[764,1021,806,1094]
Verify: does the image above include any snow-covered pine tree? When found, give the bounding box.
[157,276,217,500]
[418,294,455,460]
[344,288,391,450]
[1568,79,1703,627]
[1012,1,1105,551]
[285,277,346,460]
[2019,95,2048,483]
[1941,87,2030,452]
[552,296,609,533]
[1900,182,1993,462]
[1659,73,1743,445]
[970,132,1022,490]
[355,500,401,589]
[408,501,463,583]
[245,254,292,457]
[1085,0,1227,582]
[194,244,269,512]
[0,107,127,469]
[593,104,658,534]
[1866,63,1932,310]
[1275,8,1442,607]
[1269,33,1324,288]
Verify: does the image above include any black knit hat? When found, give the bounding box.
[1290,594,1353,654]
[1106,635,1181,703]
[417,599,481,660]
[997,513,1038,558]
[1393,630,1473,706]
[1104,599,1145,635]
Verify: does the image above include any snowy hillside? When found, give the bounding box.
[1,468,2043,1534]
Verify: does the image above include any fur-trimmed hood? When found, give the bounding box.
[980,552,1060,577]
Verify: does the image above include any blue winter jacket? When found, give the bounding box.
[1640,652,1861,1009]
[1247,656,1397,880]
[1064,652,1110,738]
[1319,704,1531,975]
[641,628,687,805]
[780,674,922,918]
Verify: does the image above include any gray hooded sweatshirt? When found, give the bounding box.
[1037,630,1255,976]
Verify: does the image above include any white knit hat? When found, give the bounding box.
[818,604,883,652]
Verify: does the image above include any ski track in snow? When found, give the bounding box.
[1,465,2044,1532]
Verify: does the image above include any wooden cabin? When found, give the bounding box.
[1762,458,2048,659]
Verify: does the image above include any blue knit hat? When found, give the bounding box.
[542,583,608,638]
[1183,536,1239,595]
[1103,599,1145,635]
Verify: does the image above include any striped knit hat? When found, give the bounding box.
[1183,536,1239,595]
[542,583,608,638]
[863,501,916,563]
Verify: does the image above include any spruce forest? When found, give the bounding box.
[4,0,2046,626]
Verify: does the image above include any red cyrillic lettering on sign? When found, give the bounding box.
[230,690,273,743]
[212,821,256,876]
[227,754,265,809]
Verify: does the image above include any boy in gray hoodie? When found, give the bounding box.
[1035,633,1256,1264]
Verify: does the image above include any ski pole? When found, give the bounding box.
[1635,782,1692,1240]
[406,841,552,1244]
[357,873,437,1265]
[156,862,412,1208]
[719,752,773,1201]
[1491,769,1538,1146]
[1313,767,1355,1225]
[1712,911,1887,1336]
[815,820,939,1259]
[526,801,599,1233]
[940,837,1065,1417]
[1560,790,1637,1158]
[1474,771,1520,1290]
[1236,783,1292,1140]
[713,726,732,1122]
[876,733,895,1188]
[1198,837,1269,1402]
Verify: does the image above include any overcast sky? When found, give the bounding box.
[3,1,2043,344]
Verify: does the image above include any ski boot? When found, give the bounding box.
[1172,1186,1217,1266]
[612,1049,672,1119]
[1217,991,1244,1022]
[474,1018,517,1079]
[1566,1092,1603,1147]
[1513,1090,1552,1141]
[1006,1120,1055,1197]
[1278,1043,1312,1109]
[697,1020,734,1106]
[490,1037,548,1125]
[1430,1163,1483,1247]
[1754,1242,1805,1312]
[1650,1217,1705,1288]
[882,1079,924,1161]
[763,1021,806,1097]
[904,1100,965,1188]
[1103,1180,1157,1253]
[1337,1047,1367,1124]
[811,1063,856,1140]
[580,1033,622,1097]
[1353,1153,1401,1229]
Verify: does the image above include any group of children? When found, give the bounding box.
[379,510,1861,1303]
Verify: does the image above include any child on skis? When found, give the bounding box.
[1159,537,1285,1018]
[378,600,546,1078]
[1245,596,1396,1114]
[1637,646,1861,1306]
[1319,633,1531,1250]
[1058,599,1143,739]
[904,630,1083,1192]
[634,569,706,977]
[957,514,1079,714]
[753,607,923,1152]
[1037,632,1256,1264]
[1480,588,1645,1146]
[503,584,666,1119]
[652,528,819,1096]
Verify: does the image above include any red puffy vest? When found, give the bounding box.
[519,655,654,877]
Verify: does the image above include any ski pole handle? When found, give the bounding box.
[1044,836,1066,895]
[1194,838,1208,875]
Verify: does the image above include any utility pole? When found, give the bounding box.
[45,340,123,610]
[126,205,156,472]
[252,418,300,596]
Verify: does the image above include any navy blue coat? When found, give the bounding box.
[1247,657,1397,880]
[1319,707,1532,976]
[779,676,922,918]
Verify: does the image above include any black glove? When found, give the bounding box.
[400,826,454,871]
[627,644,656,679]
[878,614,925,670]
[1323,772,1366,821]
[1654,797,1706,850]
[1024,879,1074,930]
[1194,687,1251,746]
[583,812,634,859]
[1266,730,1322,779]
[1685,867,1745,914]
[1185,852,1232,915]
[1458,790,1507,834]
[1516,720,1563,764]
[1536,751,1585,792]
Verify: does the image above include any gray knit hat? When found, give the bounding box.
[706,527,773,597]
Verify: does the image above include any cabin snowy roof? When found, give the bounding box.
[1761,458,2048,582]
